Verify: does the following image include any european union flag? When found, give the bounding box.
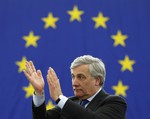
[0,0,150,119]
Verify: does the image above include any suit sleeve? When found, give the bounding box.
[60,96,127,119]
[32,101,61,119]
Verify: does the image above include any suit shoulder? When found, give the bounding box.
[68,96,79,101]
[104,95,127,104]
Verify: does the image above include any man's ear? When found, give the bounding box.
[95,77,101,86]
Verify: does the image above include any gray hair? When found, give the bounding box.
[70,55,106,86]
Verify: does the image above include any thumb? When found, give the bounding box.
[37,70,43,78]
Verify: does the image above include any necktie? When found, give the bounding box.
[80,99,89,107]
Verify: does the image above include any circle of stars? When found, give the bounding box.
[15,4,136,108]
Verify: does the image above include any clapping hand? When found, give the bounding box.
[47,67,63,101]
[23,61,45,95]
[24,61,63,101]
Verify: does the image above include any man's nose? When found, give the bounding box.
[72,77,79,86]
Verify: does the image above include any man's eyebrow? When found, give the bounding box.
[71,73,84,76]
[77,73,84,75]
[76,73,86,77]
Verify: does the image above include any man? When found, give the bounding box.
[24,55,127,119]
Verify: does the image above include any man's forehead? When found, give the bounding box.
[71,64,89,74]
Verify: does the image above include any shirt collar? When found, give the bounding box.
[87,87,102,102]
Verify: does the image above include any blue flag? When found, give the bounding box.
[0,0,150,119]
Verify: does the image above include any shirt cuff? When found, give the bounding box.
[33,93,45,107]
[57,95,68,109]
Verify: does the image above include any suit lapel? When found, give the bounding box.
[69,89,110,110]
[86,89,109,111]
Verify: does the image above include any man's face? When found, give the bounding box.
[71,64,100,99]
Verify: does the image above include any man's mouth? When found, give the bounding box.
[73,89,82,92]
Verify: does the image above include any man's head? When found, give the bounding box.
[70,55,106,99]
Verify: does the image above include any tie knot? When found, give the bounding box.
[80,99,89,107]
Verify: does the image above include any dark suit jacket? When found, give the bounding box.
[32,89,127,119]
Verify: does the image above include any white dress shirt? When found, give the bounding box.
[33,87,102,109]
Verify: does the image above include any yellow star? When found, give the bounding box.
[23,31,40,48]
[46,100,55,110]
[112,80,129,97]
[42,12,59,29]
[67,5,84,22]
[23,83,34,98]
[92,12,109,29]
[111,30,128,47]
[119,55,136,72]
[16,56,27,73]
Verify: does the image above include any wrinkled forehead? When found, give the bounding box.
[71,64,90,75]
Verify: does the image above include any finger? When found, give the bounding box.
[37,70,43,79]
[50,67,58,80]
[26,61,35,76]
[47,74,50,86]
[47,68,53,83]
[47,75,52,89]
[47,68,54,87]
[25,61,31,75]
[30,61,36,72]
[23,70,32,82]
[49,67,56,84]
[28,61,34,73]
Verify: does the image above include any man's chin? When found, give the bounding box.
[74,92,82,98]
[74,92,89,99]
[74,92,85,99]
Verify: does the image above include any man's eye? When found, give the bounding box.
[71,75,75,79]
[78,75,85,80]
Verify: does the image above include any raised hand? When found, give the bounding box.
[23,61,45,95]
[47,67,63,101]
